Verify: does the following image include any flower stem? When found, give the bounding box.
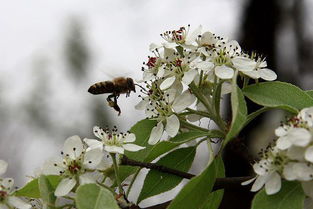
[110,153,123,194]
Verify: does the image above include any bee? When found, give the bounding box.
[88,77,136,115]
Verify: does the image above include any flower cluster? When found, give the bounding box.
[244,107,313,196]
[42,126,144,197]
[0,160,32,209]
[137,25,277,145]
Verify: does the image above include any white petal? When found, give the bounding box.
[283,163,298,180]
[253,160,267,175]
[275,126,287,137]
[165,115,180,137]
[232,57,256,72]
[259,68,277,81]
[288,128,311,147]
[276,136,292,150]
[294,163,313,181]
[143,71,154,81]
[96,158,112,170]
[122,144,145,152]
[54,178,77,197]
[79,173,96,185]
[63,135,83,160]
[0,160,8,176]
[199,31,215,46]
[148,122,164,145]
[241,177,257,186]
[172,90,197,112]
[124,133,136,143]
[93,126,107,140]
[160,76,176,90]
[287,146,305,160]
[156,65,166,78]
[163,47,176,61]
[221,82,232,95]
[42,158,65,175]
[1,178,14,190]
[149,43,162,51]
[182,69,198,85]
[83,149,104,169]
[135,99,148,110]
[265,172,281,195]
[163,42,177,49]
[185,25,202,45]
[104,145,124,154]
[251,175,268,192]
[225,40,241,56]
[83,138,103,151]
[305,146,313,163]
[215,65,234,79]
[242,70,260,79]
[7,196,31,209]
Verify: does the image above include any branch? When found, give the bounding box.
[120,156,252,190]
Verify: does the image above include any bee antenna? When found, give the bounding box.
[135,83,147,91]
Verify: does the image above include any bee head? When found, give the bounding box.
[126,78,136,93]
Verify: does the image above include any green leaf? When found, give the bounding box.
[15,175,60,198]
[76,184,119,209]
[243,81,313,113]
[200,189,224,209]
[223,85,247,146]
[167,158,223,209]
[39,175,58,209]
[306,90,313,99]
[137,147,196,203]
[251,181,305,209]
[170,130,222,144]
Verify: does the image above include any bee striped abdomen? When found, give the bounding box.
[88,81,115,95]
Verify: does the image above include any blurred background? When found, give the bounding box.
[0,0,313,208]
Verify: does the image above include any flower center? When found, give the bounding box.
[0,190,7,202]
[68,161,82,175]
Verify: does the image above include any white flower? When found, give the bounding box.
[85,126,145,155]
[276,127,311,150]
[300,107,313,127]
[42,135,104,196]
[243,147,288,195]
[0,177,31,209]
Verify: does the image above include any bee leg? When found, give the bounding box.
[112,95,121,115]
[107,94,121,115]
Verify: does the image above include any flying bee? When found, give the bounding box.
[88,77,136,115]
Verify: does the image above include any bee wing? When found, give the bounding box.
[88,81,114,95]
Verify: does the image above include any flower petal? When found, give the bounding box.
[185,25,202,45]
[283,162,298,181]
[242,70,260,79]
[215,65,234,79]
[288,128,311,147]
[305,146,313,163]
[54,178,77,197]
[135,99,149,110]
[104,145,124,154]
[83,149,104,169]
[160,76,176,90]
[241,177,257,186]
[276,136,292,150]
[182,69,198,85]
[7,196,31,209]
[148,122,164,145]
[275,126,287,137]
[165,114,180,137]
[42,158,65,175]
[0,160,8,176]
[123,133,136,143]
[265,172,281,195]
[251,175,268,192]
[83,138,103,151]
[93,126,107,140]
[63,135,83,160]
[1,178,14,190]
[122,144,145,152]
[79,173,96,185]
[259,68,277,81]
[232,57,256,72]
[172,90,197,112]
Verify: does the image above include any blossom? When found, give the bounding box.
[0,160,31,209]
[242,147,286,195]
[84,126,145,155]
[42,135,104,196]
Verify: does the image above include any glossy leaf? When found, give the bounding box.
[76,184,119,209]
[200,189,224,209]
[15,175,60,198]
[167,158,223,209]
[137,147,196,203]
[223,85,247,146]
[39,175,57,209]
[251,181,304,209]
[243,82,313,113]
